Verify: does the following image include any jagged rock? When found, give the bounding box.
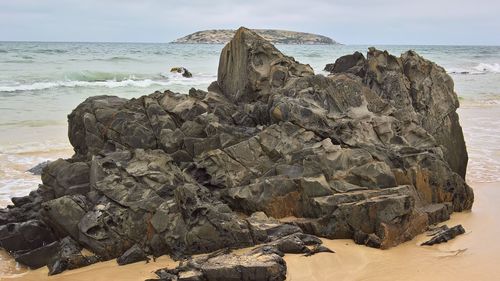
[148,269,178,281]
[426,225,449,236]
[15,241,60,269]
[0,190,48,225]
[14,236,99,272]
[67,95,129,159]
[268,234,319,254]
[41,159,90,197]
[247,231,332,258]
[217,27,314,104]
[245,212,302,244]
[324,51,365,77]
[0,220,56,254]
[10,195,33,207]
[200,252,286,281]
[117,244,150,265]
[0,27,473,276]
[47,237,100,275]
[27,160,51,175]
[402,51,468,179]
[152,250,287,281]
[421,203,452,225]
[325,48,469,180]
[421,224,465,246]
[41,195,91,239]
[304,244,335,256]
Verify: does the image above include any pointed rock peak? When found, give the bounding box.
[233,26,261,41]
[366,47,403,71]
[217,26,314,104]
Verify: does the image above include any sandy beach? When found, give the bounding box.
[1,256,177,281]
[1,181,497,281]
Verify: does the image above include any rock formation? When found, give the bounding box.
[0,27,473,278]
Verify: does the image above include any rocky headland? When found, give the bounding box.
[172,29,338,44]
[0,27,472,280]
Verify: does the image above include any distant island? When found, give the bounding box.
[172,29,339,44]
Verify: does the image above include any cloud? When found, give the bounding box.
[0,0,498,44]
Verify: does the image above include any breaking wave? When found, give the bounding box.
[473,63,500,73]
[448,63,500,75]
[0,72,215,93]
[63,71,140,82]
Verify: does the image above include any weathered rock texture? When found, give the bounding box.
[151,250,287,281]
[0,27,473,277]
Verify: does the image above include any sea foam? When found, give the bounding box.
[473,63,500,73]
[0,73,215,92]
[448,63,500,75]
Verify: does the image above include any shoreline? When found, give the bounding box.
[2,181,498,280]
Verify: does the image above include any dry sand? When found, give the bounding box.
[2,182,499,281]
[1,256,177,281]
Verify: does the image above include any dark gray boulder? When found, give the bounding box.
[41,159,90,197]
[15,241,60,269]
[14,236,99,272]
[324,51,365,76]
[0,220,56,254]
[46,237,100,275]
[117,244,150,265]
[41,195,90,239]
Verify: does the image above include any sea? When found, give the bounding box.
[0,42,499,214]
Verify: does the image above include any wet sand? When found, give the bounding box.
[458,106,500,183]
[2,182,499,281]
[0,250,24,277]
[0,124,72,207]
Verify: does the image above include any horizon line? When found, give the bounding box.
[0,40,499,47]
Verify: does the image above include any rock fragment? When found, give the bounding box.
[117,244,150,265]
[421,225,466,246]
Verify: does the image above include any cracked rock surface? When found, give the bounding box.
[0,27,473,277]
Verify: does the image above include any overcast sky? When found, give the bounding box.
[0,0,499,45]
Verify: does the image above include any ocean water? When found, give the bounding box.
[0,42,499,209]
